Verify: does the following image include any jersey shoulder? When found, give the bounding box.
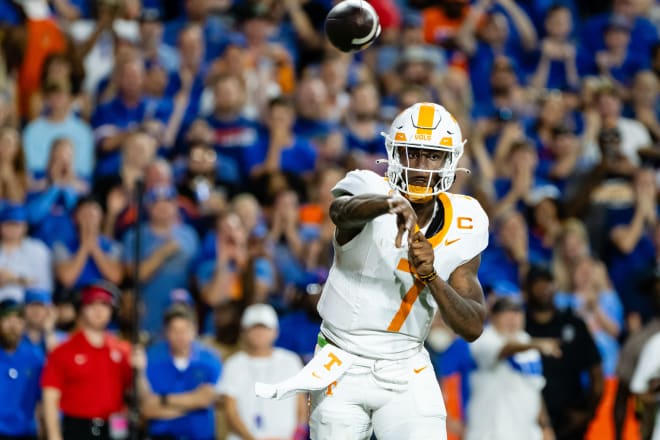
[331,169,391,198]
[443,193,489,256]
[445,193,489,232]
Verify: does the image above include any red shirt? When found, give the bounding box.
[41,331,132,419]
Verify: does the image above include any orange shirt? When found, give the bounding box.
[17,19,67,119]
[422,6,469,47]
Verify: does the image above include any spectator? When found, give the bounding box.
[614,273,660,440]
[218,303,306,440]
[578,15,648,90]
[293,76,334,143]
[0,299,44,440]
[176,141,232,225]
[275,281,322,364]
[555,256,624,378]
[466,296,557,440]
[525,185,562,265]
[302,167,344,271]
[629,330,660,440]
[205,73,259,179]
[53,196,123,290]
[606,168,658,324]
[629,70,660,142]
[243,96,318,182]
[583,86,652,167]
[164,24,207,124]
[196,210,274,311]
[22,80,95,180]
[22,288,60,356]
[426,316,475,440]
[30,52,86,121]
[141,303,221,440]
[26,138,89,246]
[530,4,579,91]
[457,0,538,103]
[422,0,471,66]
[0,127,28,203]
[581,0,659,61]
[525,266,604,440]
[122,185,199,335]
[0,204,52,302]
[552,218,591,294]
[138,7,180,73]
[41,282,134,440]
[318,54,351,124]
[479,209,530,293]
[91,54,170,177]
[94,130,158,238]
[491,140,542,217]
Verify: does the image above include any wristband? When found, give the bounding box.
[160,394,168,406]
[419,271,438,283]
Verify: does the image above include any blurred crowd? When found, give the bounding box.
[0,0,659,439]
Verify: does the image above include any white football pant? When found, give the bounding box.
[309,349,447,440]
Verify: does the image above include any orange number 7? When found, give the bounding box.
[387,259,425,332]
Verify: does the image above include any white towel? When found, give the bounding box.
[255,344,357,400]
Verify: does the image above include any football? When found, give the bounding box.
[324,0,381,53]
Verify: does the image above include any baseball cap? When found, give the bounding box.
[24,288,53,305]
[241,303,279,330]
[0,299,23,318]
[491,296,524,315]
[168,288,193,307]
[526,184,561,207]
[144,185,177,205]
[606,14,633,32]
[0,204,27,223]
[80,282,119,307]
[140,7,162,22]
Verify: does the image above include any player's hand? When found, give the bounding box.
[409,231,435,278]
[388,195,417,248]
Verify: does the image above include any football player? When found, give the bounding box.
[258,103,489,439]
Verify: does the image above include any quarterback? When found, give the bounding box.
[256,103,489,440]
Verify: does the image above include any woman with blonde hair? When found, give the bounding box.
[0,127,29,203]
[552,217,591,292]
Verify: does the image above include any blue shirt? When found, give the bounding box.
[581,13,659,57]
[478,238,522,293]
[345,127,387,156]
[0,341,44,436]
[25,187,80,248]
[146,340,222,440]
[22,114,95,179]
[241,135,318,177]
[123,224,199,335]
[605,206,657,318]
[52,235,122,290]
[276,311,321,364]
[91,97,171,176]
[0,0,22,25]
[428,338,475,416]
[205,115,260,176]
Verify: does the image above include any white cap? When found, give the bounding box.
[241,303,279,329]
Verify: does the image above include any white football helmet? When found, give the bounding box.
[381,102,465,202]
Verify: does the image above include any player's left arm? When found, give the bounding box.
[409,231,486,342]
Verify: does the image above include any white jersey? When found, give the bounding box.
[318,170,489,360]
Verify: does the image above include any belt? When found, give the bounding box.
[62,416,110,439]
